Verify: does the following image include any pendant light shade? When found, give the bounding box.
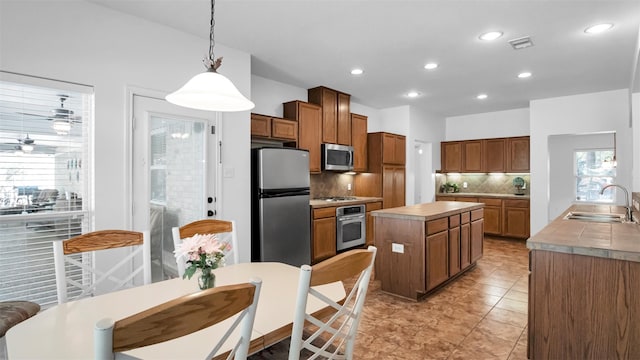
[165,0,254,112]
[166,70,254,112]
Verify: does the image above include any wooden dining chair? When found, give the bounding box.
[53,230,151,304]
[288,246,377,360]
[0,301,40,358]
[172,219,240,278]
[94,278,262,360]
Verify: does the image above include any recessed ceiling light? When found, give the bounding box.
[479,31,503,41]
[407,91,420,98]
[350,68,364,75]
[518,72,532,79]
[424,63,438,70]
[476,94,488,100]
[584,23,613,34]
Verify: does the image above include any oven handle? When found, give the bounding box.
[338,214,365,222]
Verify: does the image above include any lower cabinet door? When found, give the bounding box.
[312,217,336,263]
[449,226,461,277]
[426,230,449,291]
[460,222,471,269]
[471,219,484,263]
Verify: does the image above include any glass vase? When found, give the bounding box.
[198,269,216,290]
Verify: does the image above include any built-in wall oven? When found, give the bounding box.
[336,204,366,251]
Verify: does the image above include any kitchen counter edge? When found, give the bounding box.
[309,197,383,208]
[436,192,530,199]
[526,204,640,262]
[371,201,484,221]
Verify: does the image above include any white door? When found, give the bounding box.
[132,94,219,281]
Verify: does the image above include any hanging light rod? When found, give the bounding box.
[165,0,255,112]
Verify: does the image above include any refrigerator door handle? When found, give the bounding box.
[260,190,310,198]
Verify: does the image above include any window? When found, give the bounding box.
[575,149,616,202]
[0,72,93,307]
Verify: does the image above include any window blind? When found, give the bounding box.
[0,72,93,308]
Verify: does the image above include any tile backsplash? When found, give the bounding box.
[310,172,354,199]
[436,173,531,195]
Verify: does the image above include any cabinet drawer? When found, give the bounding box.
[471,208,484,221]
[461,212,470,224]
[504,199,529,208]
[271,118,297,140]
[366,202,382,212]
[479,198,502,207]
[449,214,460,228]
[313,207,336,219]
[250,114,271,137]
[455,196,479,202]
[427,217,449,235]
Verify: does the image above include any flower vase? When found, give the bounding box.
[198,269,215,290]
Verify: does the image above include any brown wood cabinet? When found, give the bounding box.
[503,199,530,238]
[441,141,462,172]
[308,86,351,146]
[311,207,337,263]
[478,197,502,235]
[470,210,484,262]
[446,195,529,239]
[529,250,640,359]
[373,204,484,301]
[250,113,298,142]
[365,201,382,246]
[463,140,483,172]
[426,223,449,291]
[441,136,529,173]
[283,101,322,173]
[484,138,506,172]
[382,133,406,165]
[351,113,368,172]
[507,136,530,172]
[448,214,461,277]
[355,132,406,209]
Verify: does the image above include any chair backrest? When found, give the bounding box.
[53,230,151,304]
[94,278,262,360]
[172,219,240,278]
[288,246,377,360]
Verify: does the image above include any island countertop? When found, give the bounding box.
[371,201,484,221]
[526,204,640,262]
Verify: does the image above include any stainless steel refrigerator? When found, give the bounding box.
[251,147,311,267]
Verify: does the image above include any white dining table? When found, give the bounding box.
[6,262,345,359]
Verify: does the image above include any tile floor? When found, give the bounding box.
[250,236,530,360]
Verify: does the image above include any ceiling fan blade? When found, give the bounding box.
[16,112,50,119]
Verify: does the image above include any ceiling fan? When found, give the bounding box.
[0,134,37,154]
[17,95,82,134]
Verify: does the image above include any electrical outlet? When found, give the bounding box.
[347,183,352,191]
[463,182,468,188]
[391,243,404,253]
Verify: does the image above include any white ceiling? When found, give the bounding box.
[90,0,640,117]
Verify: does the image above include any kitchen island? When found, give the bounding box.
[371,201,485,301]
[527,204,640,359]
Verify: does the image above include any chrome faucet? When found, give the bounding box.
[600,184,633,222]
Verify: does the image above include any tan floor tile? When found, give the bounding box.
[461,289,503,306]
[507,342,528,360]
[457,327,516,359]
[504,289,529,302]
[475,318,523,343]
[484,307,528,328]
[495,297,528,314]
[472,283,510,297]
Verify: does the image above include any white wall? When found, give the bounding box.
[530,89,632,235]
[1,1,253,261]
[633,92,640,191]
[445,108,530,140]
[409,106,445,203]
[548,133,615,221]
[251,75,307,116]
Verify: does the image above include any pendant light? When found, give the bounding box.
[165,0,255,112]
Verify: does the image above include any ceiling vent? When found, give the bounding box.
[509,36,534,50]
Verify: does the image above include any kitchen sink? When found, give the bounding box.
[563,211,626,223]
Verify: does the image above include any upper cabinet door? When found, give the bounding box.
[462,140,482,172]
[507,136,530,172]
[337,92,351,145]
[351,113,368,172]
[483,138,506,172]
[441,142,462,172]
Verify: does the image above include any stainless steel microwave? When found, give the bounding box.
[321,144,354,171]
